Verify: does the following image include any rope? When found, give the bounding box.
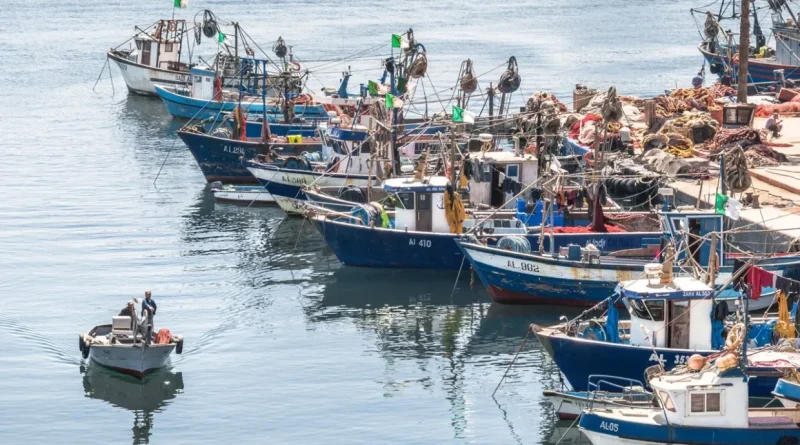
[492,329,531,397]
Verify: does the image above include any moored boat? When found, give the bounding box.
[210,182,274,205]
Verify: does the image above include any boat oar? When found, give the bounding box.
[492,328,532,397]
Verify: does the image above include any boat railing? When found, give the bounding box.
[586,374,650,411]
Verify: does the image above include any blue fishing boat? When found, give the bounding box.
[458,209,800,305]
[534,267,800,399]
[774,377,800,408]
[579,363,800,444]
[177,127,322,183]
[696,1,800,84]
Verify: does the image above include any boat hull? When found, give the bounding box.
[246,162,374,214]
[698,43,800,83]
[458,241,641,305]
[88,344,175,378]
[178,130,321,183]
[154,85,329,121]
[107,51,189,96]
[580,410,800,445]
[212,187,275,205]
[537,330,788,398]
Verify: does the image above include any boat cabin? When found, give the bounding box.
[661,209,725,268]
[384,176,451,233]
[319,124,374,175]
[467,151,538,209]
[650,368,748,428]
[131,20,188,71]
[190,66,216,100]
[619,276,715,350]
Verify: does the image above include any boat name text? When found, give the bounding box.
[409,239,432,248]
[507,260,540,273]
[599,421,619,432]
[223,145,246,156]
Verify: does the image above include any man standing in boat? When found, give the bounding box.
[142,291,157,345]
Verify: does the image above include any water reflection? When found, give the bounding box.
[81,365,184,444]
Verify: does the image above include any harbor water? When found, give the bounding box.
[2,0,704,443]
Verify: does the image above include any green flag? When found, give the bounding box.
[715,193,729,215]
[174,0,181,7]
[385,93,394,109]
[452,106,464,123]
[391,34,402,48]
[218,31,225,43]
[368,80,379,95]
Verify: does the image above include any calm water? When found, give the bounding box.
[2,1,705,443]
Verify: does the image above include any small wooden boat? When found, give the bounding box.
[544,375,653,420]
[774,377,800,409]
[210,182,274,205]
[79,316,183,378]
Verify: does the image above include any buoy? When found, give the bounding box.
[82,341,90,359]
[79,335,84,353]
[687,354,705,371]
[176,338,184,354]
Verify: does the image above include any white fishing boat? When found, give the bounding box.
[544,375,653,420]
[79,316,183,378]
[579,359,800,445]
[107,19,194,96]
[210,182,275,205]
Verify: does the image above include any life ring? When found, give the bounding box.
[289,61,302,72]
[339,114,352,127]
[726,323,745,350]
[583,151,596,166]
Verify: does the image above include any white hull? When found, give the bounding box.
[89,344,175,377]
[581,430,671,445]
[213,189,275,205]
[108,53,188,95]
[275,196,305,215]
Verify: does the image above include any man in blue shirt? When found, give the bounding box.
[142,291,157,345]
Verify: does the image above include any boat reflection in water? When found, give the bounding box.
[81,364,184,444]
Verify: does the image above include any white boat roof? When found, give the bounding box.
[475,151,537,163]
[618,276,714,300]
[383,176,450,192]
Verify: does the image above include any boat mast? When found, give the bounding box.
[738,0,750,103]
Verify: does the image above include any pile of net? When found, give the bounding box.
[604,213,661,232]
[705,127,763,151]
[581,91,643,122]
[652,85,734,117]
[755,102,800,117]
[666,111,720,133]
[705,127,789,169]
[642,132,694,158]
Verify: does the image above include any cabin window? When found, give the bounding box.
[689,391,722,414]
[165,43,174,52]
[135,40,142,50]
[658,391,676,412]
[629,299,665,321]
[194,76,202,83]
[506,164,519,178]
[396,192,414,210]
[671,218,685,233]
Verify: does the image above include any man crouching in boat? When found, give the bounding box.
[117,298,149,345]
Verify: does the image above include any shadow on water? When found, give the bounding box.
[116,94,182,142]
[81,364,184,445]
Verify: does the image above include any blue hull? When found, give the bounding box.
[177,131,321,183]
[154,85,329,121]
[312,218,664,270]
[700,46,800,83]
[538,332,785,398]
[580,410,800,444]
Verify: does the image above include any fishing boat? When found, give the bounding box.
[533,264,800,399]
[544,375,654,420]
[210,182,274,205]
[107,19,194,95]
[79,316,184,378]
[774,376,800,409]
[696,0,800,84]
[458,208,800,305]
[579,363,800,444]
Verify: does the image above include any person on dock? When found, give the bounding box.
[692,72,704,89]
[141,291,157,345]
[720,69,732,87]
[766,112,783,139]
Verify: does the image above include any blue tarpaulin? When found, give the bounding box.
[605,299,620,344]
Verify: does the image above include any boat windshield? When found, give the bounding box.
[628,299,665,322]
